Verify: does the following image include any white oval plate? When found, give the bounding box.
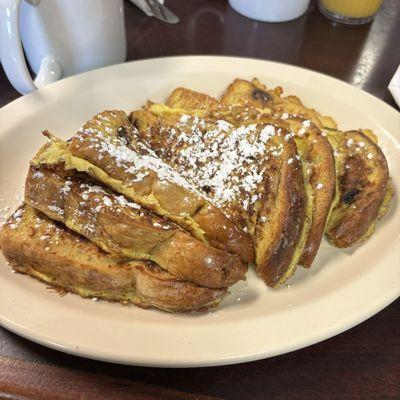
[0,56,399,367]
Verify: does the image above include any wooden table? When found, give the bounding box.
[0,1,399,398]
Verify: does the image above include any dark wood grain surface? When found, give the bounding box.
[0,0,399,399]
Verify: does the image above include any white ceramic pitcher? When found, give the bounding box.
[0,0,127,94]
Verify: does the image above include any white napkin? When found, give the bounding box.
[388,65,400,107]
[129,0,164,17]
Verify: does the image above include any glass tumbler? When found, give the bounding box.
[319,0,384,25]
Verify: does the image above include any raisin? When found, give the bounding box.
[117,126,130,143]
[343,188,360,204]
[202,185,212,194]
[252,89,271,104]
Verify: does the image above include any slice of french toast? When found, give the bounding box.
[283,117,335,267]
[25,164,247,288]
[324,129,392,247]
[219,80,336,267]
[130,102,308,288]
[30,111,253,264]
[0,205,226,312]
[220,78,337,129]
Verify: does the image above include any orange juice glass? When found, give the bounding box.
[319,0,384,24]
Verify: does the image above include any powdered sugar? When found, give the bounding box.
[297,128,306,136]
[115,195,140,209]
[102,196,112,207]
[78,126,200,195]
[69,178,173,235]
[60,179,72,195]
[145,113,285,213]
[32,170,44,179]
[48,204,64,216]
[12,208,23,219]
[6,207,25,230]
[260,125,276,142]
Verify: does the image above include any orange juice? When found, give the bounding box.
[320,0,384,19]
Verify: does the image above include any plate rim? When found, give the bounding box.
[0,55,399,367]
[2,55,399,117]
[0,287,398,367]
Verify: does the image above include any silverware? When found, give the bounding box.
[144,0,179,24]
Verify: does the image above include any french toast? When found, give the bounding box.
[219,77,392,249]
[130,103,308,287]
[0,78,393,316]
[167,87,219,111]
[219,80,336,267]
[220,78,337,129]
[283,118,335,266]
[30,111,253,264]
[25,164,247,288]
[0,205,226,312]
[324,129,392,247]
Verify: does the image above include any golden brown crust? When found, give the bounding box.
[0,205,226,312]
[220,79,336,268]
[35,110,253,264]
[221,78,393,252]
[132,93,308,288]
[221,78,337,129]
[254,134,307,287]
[25,165,247,288]
[285,118,336,267]
[167,87,219,110]
[325,130,390,247]
[130,107,256,262]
